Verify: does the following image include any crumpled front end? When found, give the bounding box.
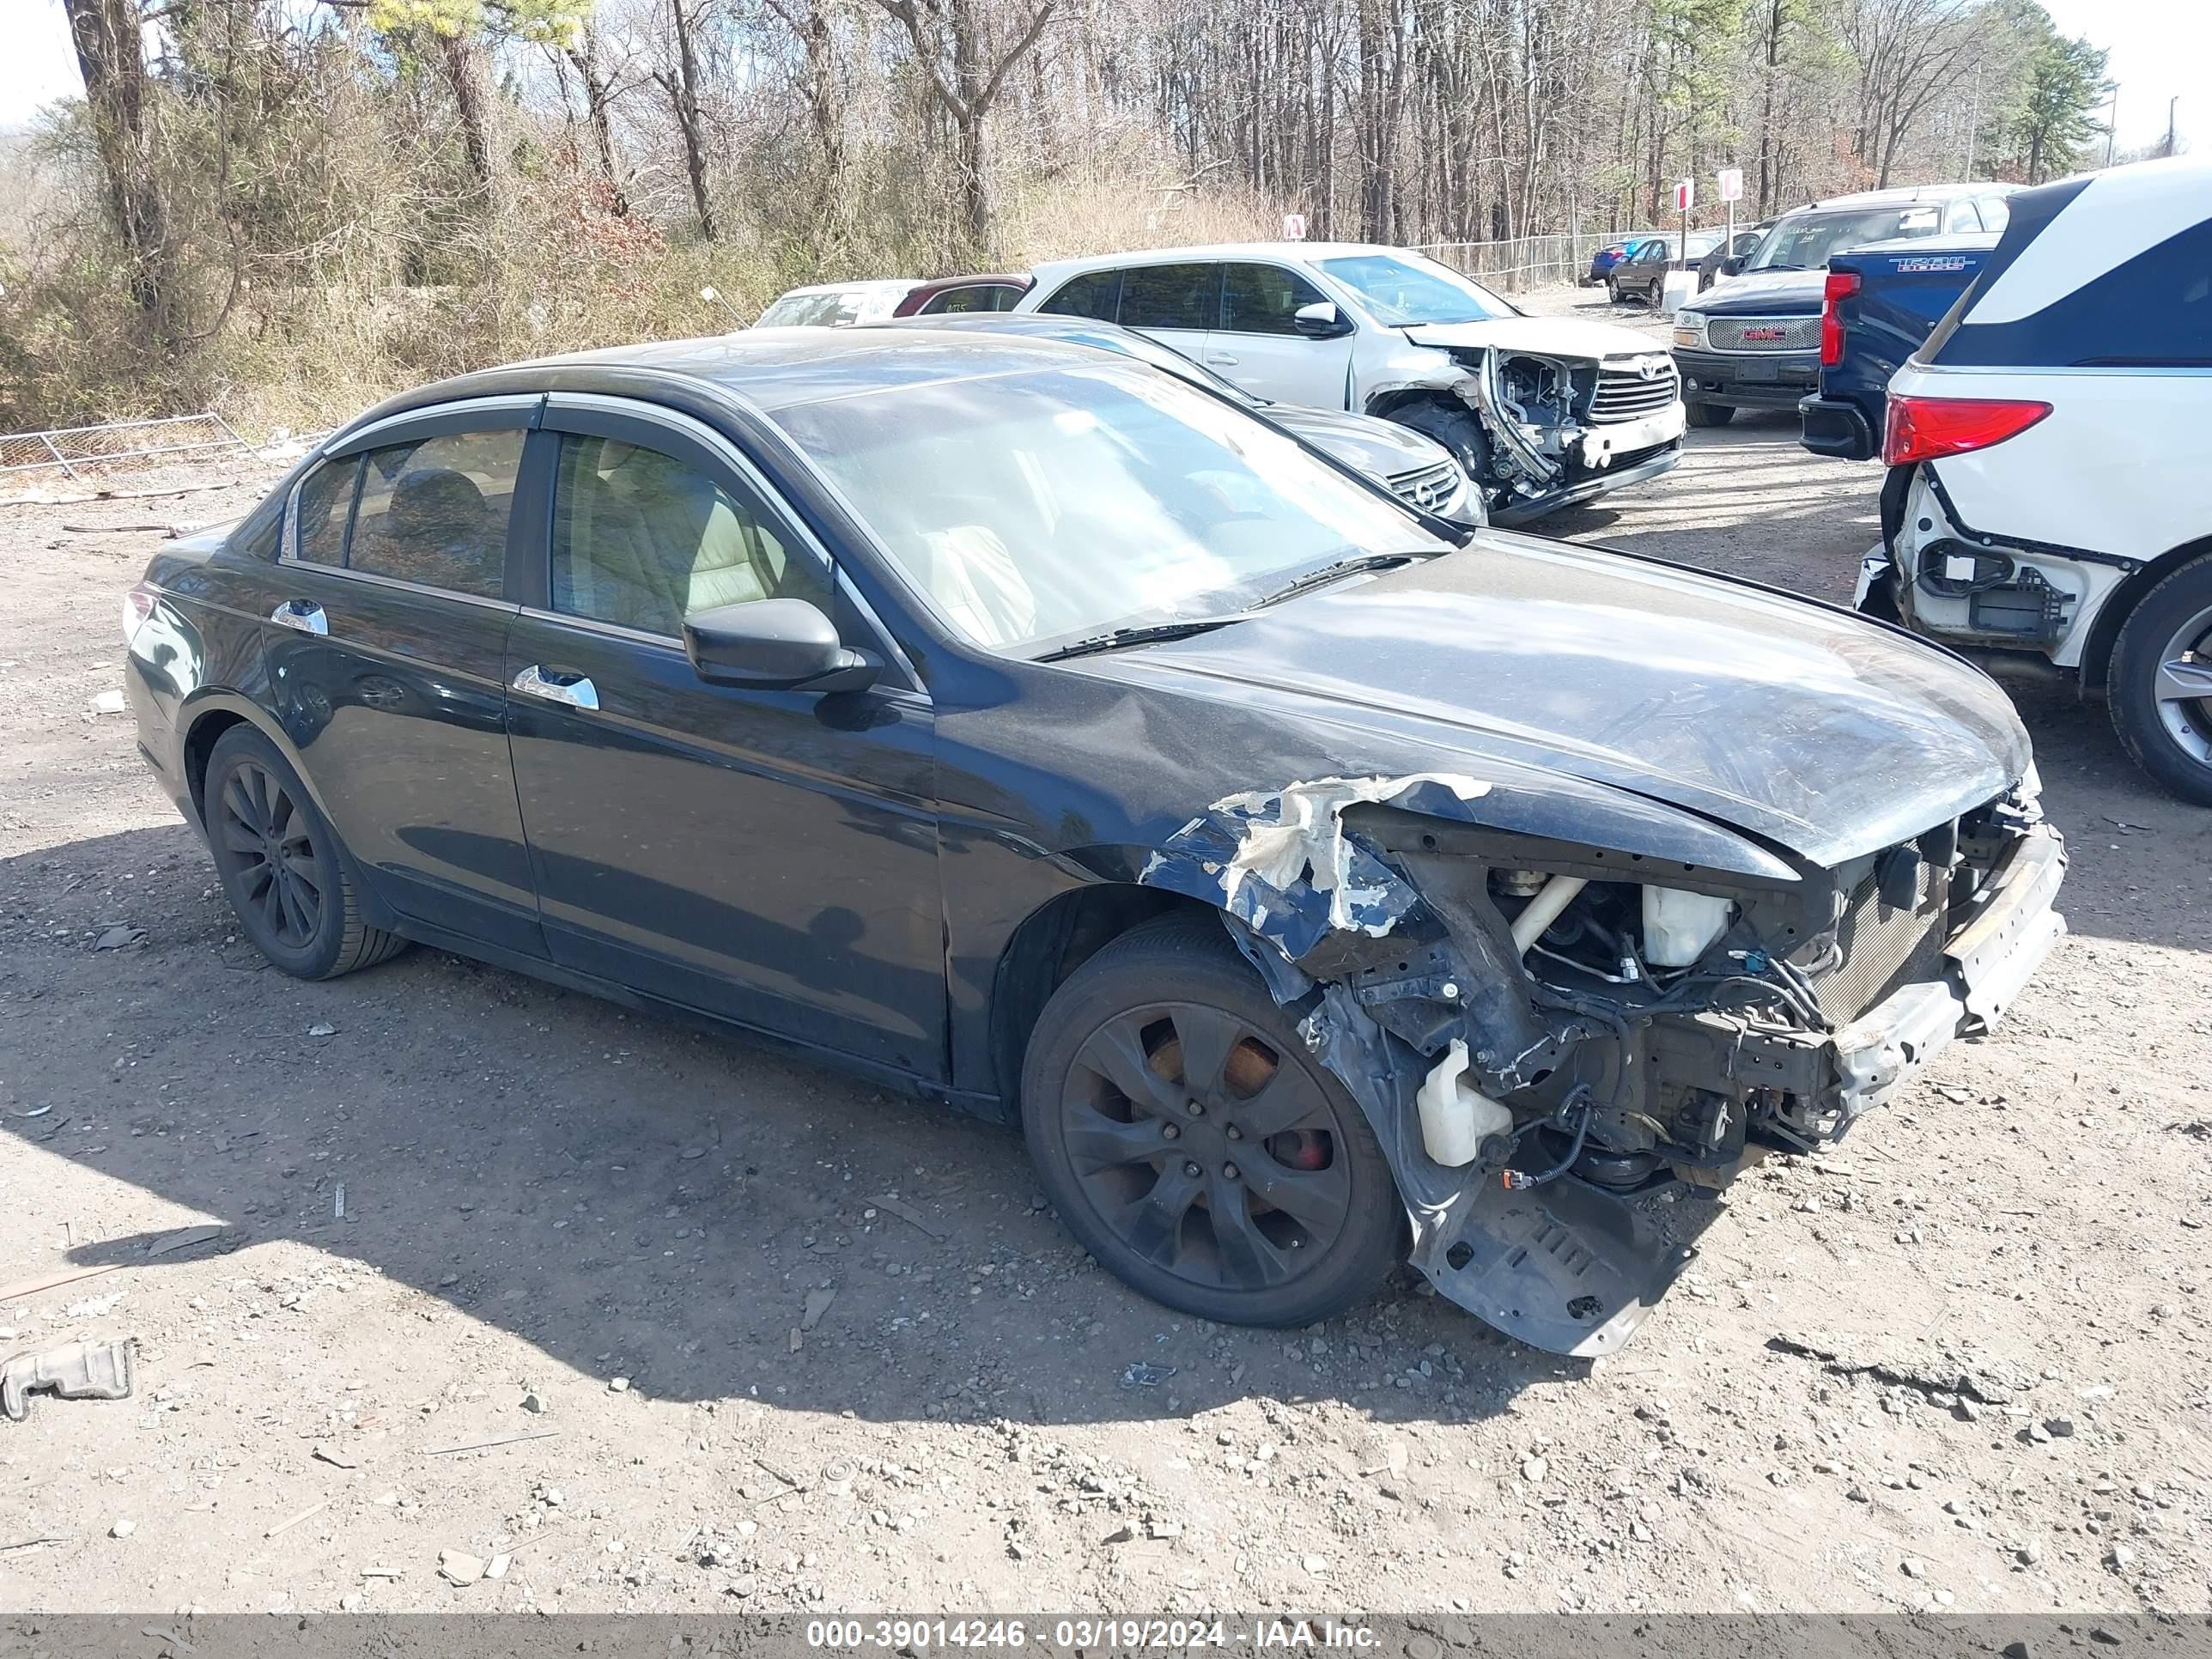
[1137,769,2064,1357]
[1446,346,1685,524]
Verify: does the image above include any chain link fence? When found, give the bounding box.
[1416,228,1679,292]
[0,412,252,480]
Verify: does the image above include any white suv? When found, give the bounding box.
[1014,242,1683,523]
[1858,156,2212,803]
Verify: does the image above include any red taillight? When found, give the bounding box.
[1883,395,2052,467]
[1819,270,1859,368]
[122,582,157,643]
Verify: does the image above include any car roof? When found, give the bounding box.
[353,329,1134,426]
[903,272,1030,295]
[1028,240,1427,285]
[1784,183,2008,216]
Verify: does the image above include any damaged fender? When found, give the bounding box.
[1135,772,1698,1357]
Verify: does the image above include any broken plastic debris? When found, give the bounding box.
[1119,1362,1177,1389]
[1141,773,1492,957]
[2,1338,134,1422]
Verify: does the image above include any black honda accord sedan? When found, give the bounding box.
[124,329,2066,1354]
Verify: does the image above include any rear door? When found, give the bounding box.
[1114,261,1221,371]
[1215,261,1355,408]
[262,398,545,956]
[500,396,945,1076]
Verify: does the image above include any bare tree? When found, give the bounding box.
[61,0,173,337]
[872,0,1057,256]
[653,0,719,238]
[567,15,632,214]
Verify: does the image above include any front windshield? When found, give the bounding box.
[757,289,898,327]
[770,362,1444,653]
[1747,205,1942,271]
[1316,253,1518,325]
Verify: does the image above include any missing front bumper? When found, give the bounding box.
[1832,823,2066,1124]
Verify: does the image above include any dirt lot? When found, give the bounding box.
[3,306,2209,1619]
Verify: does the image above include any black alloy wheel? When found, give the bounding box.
[1021,917,1402,1326]
[215,757,325,951]
[203,725,408,979]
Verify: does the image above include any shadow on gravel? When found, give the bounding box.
[2,825,1736,1430]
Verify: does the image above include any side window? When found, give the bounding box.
[1220,263,1330,336]
[1979,196,2010,233]
[550,434,831,638]
[293,458,357,566]
[1944,199,1982,233]
[348,430,521,599]
[1115,263,1219,331]
[1037,269,1121,321]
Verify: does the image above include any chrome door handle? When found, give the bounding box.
[511,664,600,711]
[270,600,327,635]
[1204,353,1240,366]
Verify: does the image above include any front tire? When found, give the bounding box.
[2109,556,2212,806]
[1686,401,1736,428]
[204,725,408,979]
[1387,401,1492,495]
[1019,916,1403,1328]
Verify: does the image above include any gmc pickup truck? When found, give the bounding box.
[1798,233,1997,459]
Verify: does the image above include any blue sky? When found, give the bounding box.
[3,0,2206,152]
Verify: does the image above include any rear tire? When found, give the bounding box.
[1606,277,1623,304]
[1019,915,1403,1328]
[2108,555,2212,806]
[1686,401,1736,428]
[204,725,408,980]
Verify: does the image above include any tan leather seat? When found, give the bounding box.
[560,443,792,633]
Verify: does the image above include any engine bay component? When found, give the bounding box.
[1415,1037,1516,1167]
[1641,886,1734,966]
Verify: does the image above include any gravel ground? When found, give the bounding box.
[3,314,2209,1618]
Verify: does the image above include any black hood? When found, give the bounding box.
[1075,533,2030,869]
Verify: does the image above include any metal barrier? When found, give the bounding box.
[1415,232,1610,292]
[0,412,252,479]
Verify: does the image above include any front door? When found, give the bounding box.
[501,400,945,1078]
[1212,262,1356,409]
[259,400,544,957]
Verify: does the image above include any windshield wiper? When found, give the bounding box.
[1032,617,1248,663]
[1254,552,1425,609]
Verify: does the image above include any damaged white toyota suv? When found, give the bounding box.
[1016,242,1684,523]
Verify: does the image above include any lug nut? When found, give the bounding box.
[1161,1123,1180,1139]
[1222,1163,1240,1181]
[1183,1161,1201,1178]
[1184,1100,1202,1116]
[1224,1124,1242,1140]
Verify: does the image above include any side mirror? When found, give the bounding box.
[683,598,879,693]
[1721,257,1744,276]
[1291,301,1352,339]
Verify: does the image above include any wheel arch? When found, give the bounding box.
[1362,386,1465,424]
[985,881,1221,1108]
[179,694,306,828]
[2076,533,2212,697]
